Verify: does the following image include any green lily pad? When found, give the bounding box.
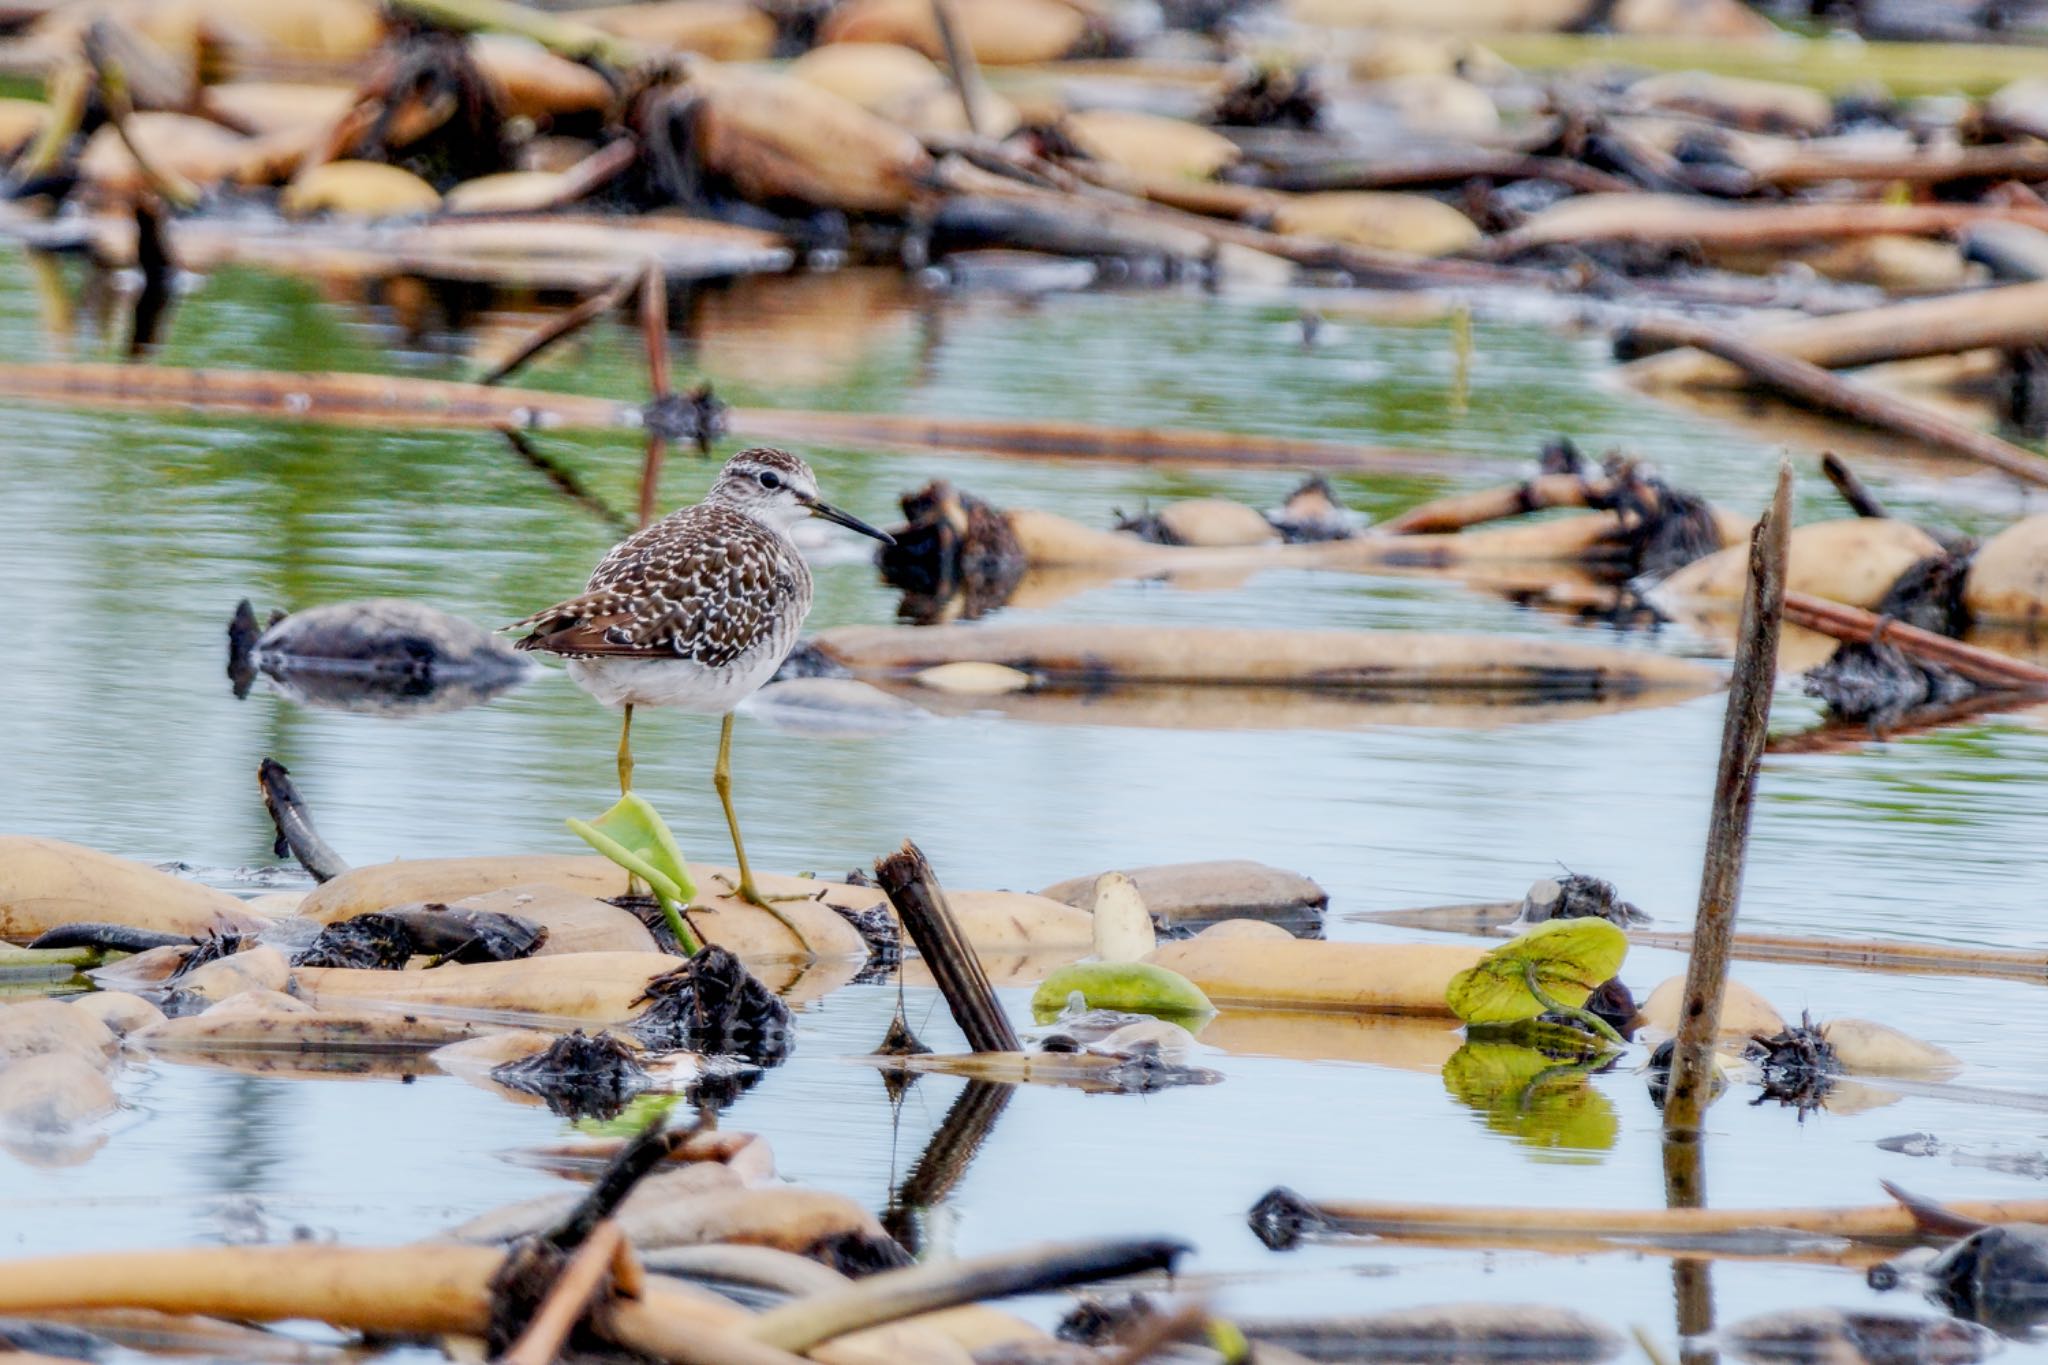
[1445,918,1627,1027]
[1031,962,1215,1022]
[568,793,700,953]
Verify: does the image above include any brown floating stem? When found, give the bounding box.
[1623,317,2048,490]
[874,841,1020,1053]
[1819,453,1888,520]
[746,1237,1186,1352]
[638,260,671,529]
[478,268,640,386]
[1380,474,1601,535]
[256,758,350,884]
[1255,1188,2048,1247]
[1663,462,1791,1142]
[1783,592,2048,688]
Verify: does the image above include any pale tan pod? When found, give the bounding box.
[469,35,614,121]
[1189,919,1297,942]
[1090,872,1156,964]
[913,662,1034,694]
[442,171,569,215]
[0,999,118,1066]
[1359,74,1499,139]
[1633,974,1785,1041]
[301,855,628,923]
[1145,937,1483,1014]
[294,952,680,1023]
[613,1185,892,1253]
[77,114,250,196]
[174,946,292,1005]
[1628,71,1833,134]
[1822,1017,1961,1077]
[1270,192,1481,257]
[1061,109,1239,182]
[787,43,949,112]
[1655,519,1944,607]
[819,0,1087,64]
[690,67,934,214]
[1964,513,2048,623]
[453,885,659,955]
[579,0,777,60]
[184,0,385,61]
[1154,499,1281,547]
[281,161,442,218]
[68,991,165,1039]
[203,83,354,135]
[0,837,263,942]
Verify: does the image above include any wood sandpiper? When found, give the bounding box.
[510,447,894,908]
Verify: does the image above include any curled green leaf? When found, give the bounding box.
[567,792,701,954]
[1445,918,1627,1028]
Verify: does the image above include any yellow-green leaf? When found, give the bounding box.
[566,792,697,906]
[1032,962,1214,1021]
[1445,918,1627,1026]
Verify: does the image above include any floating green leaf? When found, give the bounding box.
[1445,918,1627,1035]
[1031,962,1215,1022]
[567,792,700,954]
[1443,1039,1620,1156]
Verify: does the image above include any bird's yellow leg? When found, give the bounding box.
[711,713,809,912]
[617,704,635,795]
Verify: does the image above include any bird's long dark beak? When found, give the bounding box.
[803,496,896,545]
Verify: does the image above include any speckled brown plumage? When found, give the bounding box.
[511,501,811,667]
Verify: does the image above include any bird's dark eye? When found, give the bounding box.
[757,470,782,490]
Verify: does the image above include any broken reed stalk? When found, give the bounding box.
[639,260,671,529]
[1783,592,2048,688]
[256,759,351,883]
[874,842,1020,1053]
[745,1238,1188,1352]
[1622,318,2048,490]
[1663,462,1792,1143]
[930,0,988,138]
[1819,453,1888,520]
[478,268,640,386]
[85,28,199,211]
[494,1220,628,1365]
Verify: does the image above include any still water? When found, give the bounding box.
[3,252,2048,1351]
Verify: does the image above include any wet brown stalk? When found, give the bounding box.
[1819,453,1888,519]
[1661,462,1790,1143]
[478,269,641,386]
[1783,593,2048,688]
[1623,318,2048,489]
[931,0,989,137]
[257,758,351,883]
[874,842,1019,1053]
[494,1220,629,1365]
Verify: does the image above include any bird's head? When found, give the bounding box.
[707,447,894,544]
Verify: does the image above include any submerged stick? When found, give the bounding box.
[1663,463,1791,1142]
[746,1238,1186,1352]
[501,430,633,533]
[874,842,1019,1053]
[1621,319,2048,489]
[477,269,640,386]
[1380,474,1602,535]
[885,1078,1013,1252]
[1784,592,2048,688]
[1819,453,1888,520]
[256,759,350,884]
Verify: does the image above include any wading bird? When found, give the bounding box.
[511,447,893,908]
